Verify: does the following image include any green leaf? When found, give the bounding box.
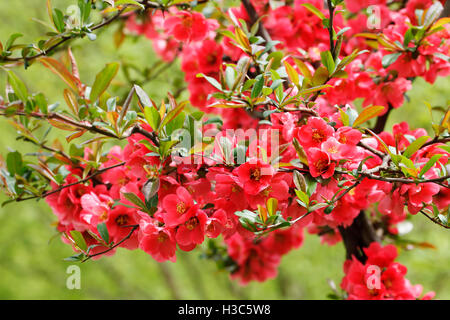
[418,154,443,178]
[353,105,385,127]
[7,71,28,102]
[122,192,147,211]
[382,52,402,68]
[144,106,161,130]
[90,62,120,102]
[52,8,65,32]
[423,1,444,28]
[5,33,23,51]
[70,230,88,252]
[337,106,349,126]
[403,28,413,47]
[197,74,222,91]
[165,112,185,136]
[320,51,335,74]
[336,27,351,38]
[224,66,235,89]
[134,84,151,107]
[97,222,109,244]
[6,151,23,176]
[284,61,300,85]
[78,0,91,24]
[64,253,85,262]
[301,3,325,20]
[266,198,278,216]
[35,93,48,114]
[295,189,310,207]
[308,202,329,212]
[235,210,258,224]
[312,66,329,86]
[267,51,283,69]
[293,170,307,192]
[115,0,145,9]
[251,75,264,99]
[403,136,429,158]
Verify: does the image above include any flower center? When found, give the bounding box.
[315,159,327,171]
[176,202,187,214]
[312,129,325,143]
[262,186,272,197]
[186,217,199,230]
[115,214,128,226]
[250,168,261,181]
[384,278,392,289]
[231,184,240,193]
[157,232,168,243]
[181,16,193,28]
[99,210,108,221]
[327,145,338,154]
[206,53,217,65]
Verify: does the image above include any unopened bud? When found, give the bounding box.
[293,170,307,192]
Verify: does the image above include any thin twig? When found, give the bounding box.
[15,161,126,202]
[421,210,450,229]
[82,224,140,262]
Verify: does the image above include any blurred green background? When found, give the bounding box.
[0,0,449,299]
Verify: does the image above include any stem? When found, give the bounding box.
[241,0,274,52]
[16,161,126,202]
[82,224,139,262]
[338,211,381,263]
[326,0,335,57]
[421,210,450,229]
[372,103,393,134]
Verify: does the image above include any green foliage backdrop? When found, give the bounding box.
[0,0,448,299]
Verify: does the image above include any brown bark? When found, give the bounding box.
[338,211,381,263]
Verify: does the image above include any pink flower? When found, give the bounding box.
[321,137,346,161]
[80,192,113,226]
[336,126,362,145]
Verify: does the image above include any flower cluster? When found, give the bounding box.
[341,242,435,300]
[33,0,449,299]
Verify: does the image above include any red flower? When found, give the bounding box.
[162,187,199,227]
[205,209,228,238]
[307,148,336,179]
[175,210,208,246]
[296,117,334,149]
[139,220,177,262]
[197,40,223,74]
[234,160,274,195]
[164,11,208,42]
[106,207,139,250]
[341,242,435,300]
